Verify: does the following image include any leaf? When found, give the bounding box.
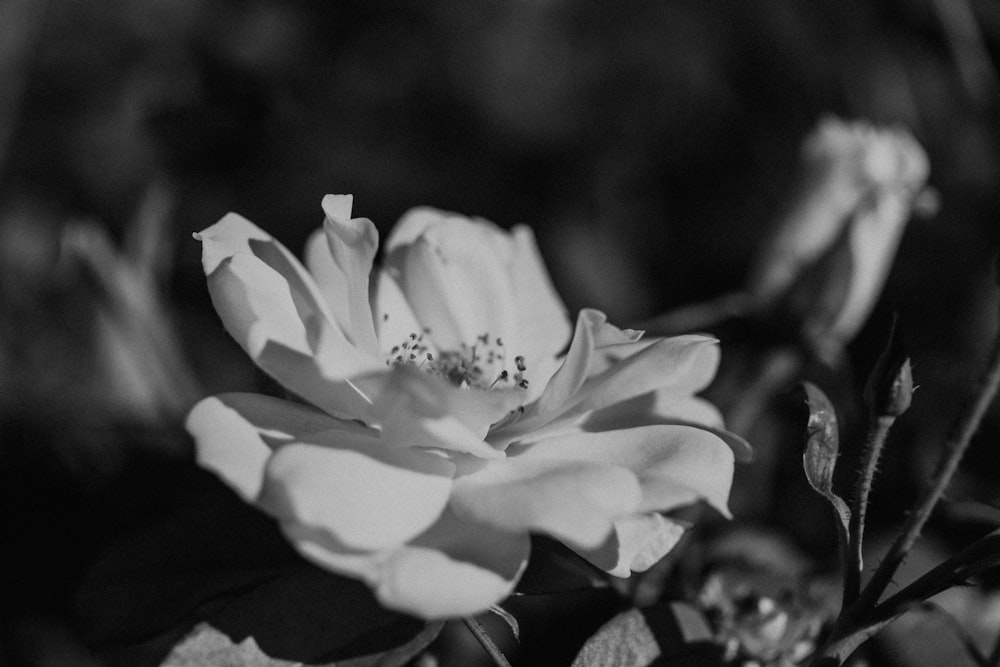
[161,621,444,667]
[71,464,432,667]
[489,605,520,642]
[515,535,609,594]
[800,382,850,535]
[572,604,723,666]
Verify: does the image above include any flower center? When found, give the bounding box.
[385,330,529,391]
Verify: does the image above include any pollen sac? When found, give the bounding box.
[384,330,530,392]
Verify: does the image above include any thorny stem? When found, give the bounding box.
[857,327,1000,612]
[813,323,1000,665]
[464,617,513,667]
[845,415,895,605]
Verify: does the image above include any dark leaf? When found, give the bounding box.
[73,465,430,667]
[515,535,609,595]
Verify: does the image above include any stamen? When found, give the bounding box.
[515,356,526,372]
[489,370,509,389]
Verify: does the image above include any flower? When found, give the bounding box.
[187,195,737,619]
[746,116,931,360]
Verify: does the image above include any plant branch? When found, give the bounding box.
[856,325,1000,611]
[845,415,895,604]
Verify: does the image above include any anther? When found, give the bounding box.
[515,356,526,371]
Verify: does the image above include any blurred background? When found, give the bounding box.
[1,1,999,665]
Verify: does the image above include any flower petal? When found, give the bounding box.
[371,269,436,358]
[383,207,446,257]
[373,365,524,449]
[579,513,686,577]
[513,425,734,517]
[507,225,573,363]
[259,441,455,551]
[198,212,336,343]
[450,457,642,550]
[316,194,380,354]
[397,218,518,356]
[579,391,755,463]
[186,393,371,501]
[197,214,381,419]
[285,509,530,619]
[494,310,719,446]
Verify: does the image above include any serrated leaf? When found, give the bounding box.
[161,621,443,667]
[572,604,723,666]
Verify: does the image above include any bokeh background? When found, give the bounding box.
[2,1,999,665]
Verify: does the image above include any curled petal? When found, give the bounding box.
[496,310,719,445]
[315,194,381,354]
[198,213,336,343]
[583,392,722,429]
[580,391,754,463]
[579,513,687,577]
[286,510,530,619]
[259,442,455,551]
[198,215,381,419]
[186,393,371,501]
[513,425,734,517]
[451,457,642,550]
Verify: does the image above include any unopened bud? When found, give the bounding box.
[747,117,930,361]
[864,321,913,417]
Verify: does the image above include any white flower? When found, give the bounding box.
[187,195,736,619]
[747,117,931,358]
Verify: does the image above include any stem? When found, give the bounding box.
[464,617,513,667]
[857,328,1000,610]
[845,415,895,604]
[872,528,1000,619]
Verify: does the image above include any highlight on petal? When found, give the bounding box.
[374,365,523,445]
[512,425,734,517]
[186,393,372,501]
[259,441,455,552]
[197,213,382,419]
[507,225,573,362]
[450,457,642,550]
[286,509,530,619]
[579,513,687,577]
[579,391,754,463]
[383,207,448,257]
[399,219,517,355]
[371,269,434,357]
[495,309,720,445]
[198,212,337,338]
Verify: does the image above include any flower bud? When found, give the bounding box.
[863,323,913,418]
[747,117,930,361]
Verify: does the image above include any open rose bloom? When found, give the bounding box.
[187,195,739,619]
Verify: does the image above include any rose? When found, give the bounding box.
[186,195,737,619]
[746,117,931,359]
